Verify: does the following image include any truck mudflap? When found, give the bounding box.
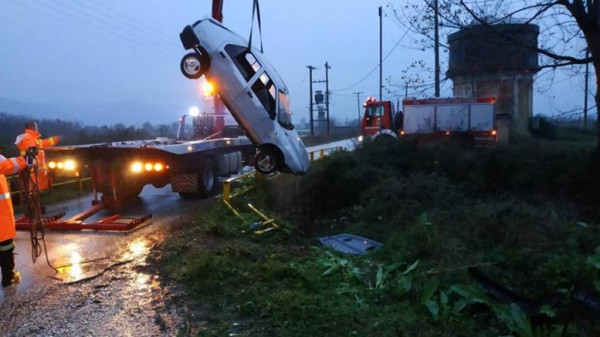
[171,174,200,193]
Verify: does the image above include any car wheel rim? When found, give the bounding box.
[257,154,275,173]
[183,57,201,76]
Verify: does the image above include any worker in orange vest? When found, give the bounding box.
[0,148,33,287]
[15,121,61,191]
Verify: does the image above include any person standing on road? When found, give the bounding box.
[0,149,31,287]
[15,121,61,191]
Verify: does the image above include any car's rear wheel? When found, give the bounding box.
[180,51,210,79]
[254,149,280,175]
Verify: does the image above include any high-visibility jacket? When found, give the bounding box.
[0,154,26,242]
[15,129,60,191]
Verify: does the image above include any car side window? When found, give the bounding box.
[225,44,261,82]
[251,72,276,119]
[278,90,294,130]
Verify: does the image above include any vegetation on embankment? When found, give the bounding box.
[160,131,600,337]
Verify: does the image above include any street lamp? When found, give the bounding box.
[188,106,200,117]
[178,106,201,139]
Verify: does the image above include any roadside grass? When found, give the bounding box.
[160,135,600,336]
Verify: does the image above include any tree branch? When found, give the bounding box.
[458,0,592,65]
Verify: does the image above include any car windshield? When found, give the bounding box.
[225,44,261,82]
[278,90,294,130]
[366,105,384,117]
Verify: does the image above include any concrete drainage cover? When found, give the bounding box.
[319,233,382,255]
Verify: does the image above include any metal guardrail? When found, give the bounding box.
[307,146,344,161]
[222,145,343,202]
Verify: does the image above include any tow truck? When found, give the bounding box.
[16,0,264,231]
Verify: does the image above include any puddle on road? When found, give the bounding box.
[52,237,153,283]
[122,237,151,260]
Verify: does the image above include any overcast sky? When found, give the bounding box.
[0,0,595,126]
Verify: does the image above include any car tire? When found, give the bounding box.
[254,149,280,175]
[180,51,210,79]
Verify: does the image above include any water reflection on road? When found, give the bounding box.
[1,184,209,302]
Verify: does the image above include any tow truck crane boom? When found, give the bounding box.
[212,0,224,22]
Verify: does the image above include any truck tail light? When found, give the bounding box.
[48,159,78,171]
[131,161,168,174]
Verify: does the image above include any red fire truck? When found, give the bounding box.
[361,97,497,143]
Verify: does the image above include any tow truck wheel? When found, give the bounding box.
[199,158,217,197]
[180,52,210,79]
[178,158,217,199]
[254,149,279,175]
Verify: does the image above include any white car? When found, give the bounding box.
[179,17,310,175]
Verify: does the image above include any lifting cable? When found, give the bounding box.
[20,154,57,272]
[248,0,263,53]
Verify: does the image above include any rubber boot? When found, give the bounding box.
[1,248,20,288]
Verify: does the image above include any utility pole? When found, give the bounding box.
[434,0,440,97]
[307,65,315,136]
[325,62,331,136]
[379,6,383,102]
[584,49,590,129]
[353,91,362,128]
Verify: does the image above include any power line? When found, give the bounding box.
[11,0,178,61]
[49,0,181,57]
[331,7,423,93]
[84,0,178,45]
[70,0,182,52]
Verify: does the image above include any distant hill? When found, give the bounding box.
[0,112,178,156]
[0,97,190,126]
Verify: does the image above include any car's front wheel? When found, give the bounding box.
[254,149,280,175]
[180,52,210,79]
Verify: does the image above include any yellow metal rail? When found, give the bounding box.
[307,146,343,161]
[222,170,257,202]
[220,144,344,233]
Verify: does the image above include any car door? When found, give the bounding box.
[232,69,279,142]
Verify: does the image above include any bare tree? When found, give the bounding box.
[392,0,599,150]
